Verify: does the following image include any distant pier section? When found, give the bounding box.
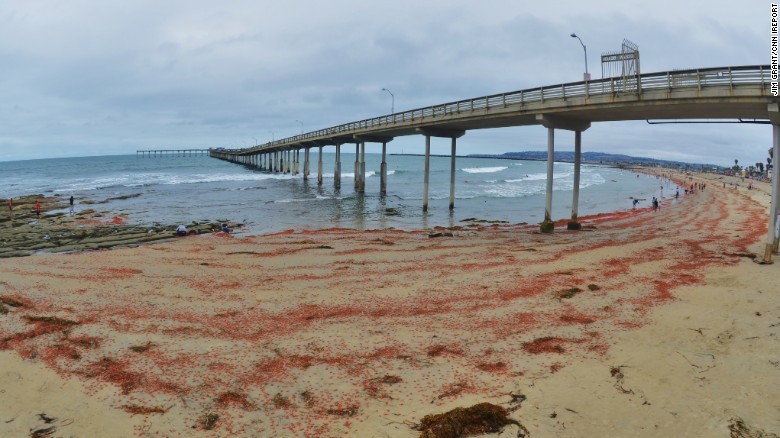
[137,149,210,158]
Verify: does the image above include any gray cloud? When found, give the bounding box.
[0,0,771,165]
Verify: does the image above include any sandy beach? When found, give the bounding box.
[1,169,778,437]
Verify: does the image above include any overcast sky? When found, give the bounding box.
[0,1,772,166]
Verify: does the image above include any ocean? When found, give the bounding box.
[0,153,674,233]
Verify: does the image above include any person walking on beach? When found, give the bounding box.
[69,195,75,215]
[35,200,41,219]
[7,197,13,219]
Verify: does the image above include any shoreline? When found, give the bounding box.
[1,169,778,437]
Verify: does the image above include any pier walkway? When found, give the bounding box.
[137,149,209,158]
[209,65,780,261]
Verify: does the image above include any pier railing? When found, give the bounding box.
[218,65,770,154]
[138,149,210,157]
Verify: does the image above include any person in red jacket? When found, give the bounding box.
[35,200,41,218]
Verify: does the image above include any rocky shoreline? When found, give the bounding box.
[1,195,233,258]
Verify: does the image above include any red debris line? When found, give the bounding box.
[261,229,297,237]
[558,311,597,325]
[216,391,256,409]
[120,404,168,415]
[522,336,579,354]
[0,314,82,351]
[435,379,476,401]
[81,357,144,395]
[37,343,82,365]
[475,361,508,373]
[549,362,564,373]
[332,247,382,255]
[362,375,402,399]
[0,294,33,308]
[99,267,144,278]
[427,344,464,358]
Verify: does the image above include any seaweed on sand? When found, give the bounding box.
[413,402,527,438]
[196,413,219,430]
[558,287,582,300]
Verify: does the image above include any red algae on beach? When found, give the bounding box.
[0,182,769,436]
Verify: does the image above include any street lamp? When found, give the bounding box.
[570,33,590,81]
[381,88,394,114]
[269,130,275,142]
[295,120,303,135]
[253,137,258,146]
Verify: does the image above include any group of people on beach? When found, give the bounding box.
[6,196,76,221]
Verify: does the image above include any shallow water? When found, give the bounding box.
[0,153,674,233]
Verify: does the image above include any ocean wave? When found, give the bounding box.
[504,171,572,182]
[320,171,376,179]
[462,166,508,174]
[54,172,294,191]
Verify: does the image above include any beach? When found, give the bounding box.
[1,169,778,437]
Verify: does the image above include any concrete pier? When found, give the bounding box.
[354,143,360,189]
[380,142,387,194]
[318,146,323,186]
[423,135,431,212]
[304,148,310,180]
[334,143,342,190]
[542,127,555,233]
[207,65,771,241]
[568,130,583,230]
[449,137,457,210]
[536,114,591,233]
[765,122,780,262]
[137,149,209,158]
[358,141,366,193]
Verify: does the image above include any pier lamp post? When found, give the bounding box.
[295,120,304,135]
[269,131,275,142]
[570,33,590,81]
[381,88,395,114]
[253,137,257,146]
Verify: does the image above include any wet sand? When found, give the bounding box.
[1,171,778,437]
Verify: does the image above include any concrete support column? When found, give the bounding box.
[380,142,387,194]
[423,135,431,212]
[568,130,583,230]
[317,146,323,186]
[335,144,342,190]
[291,150,296,175]
[354,143,360,189]
[449,137,457,210]
[541,127,555,233]
[274,152,279,172]
[292,150,297,175]
[358,141,366,193]
[304,148,310,180]
[765,124,780,262]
